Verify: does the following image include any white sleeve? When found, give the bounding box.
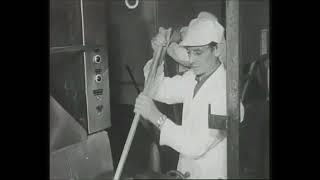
[143,59,190,104]
[159,119,214,159]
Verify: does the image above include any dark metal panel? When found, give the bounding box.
[50,51,89,131]
[82,0,108,46]
[226,0,240,178]
[50,0,83,47]
[50,96,87,152]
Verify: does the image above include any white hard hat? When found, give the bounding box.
[180,26,188,32]
[198,11,218,22]
[179,17,224,47]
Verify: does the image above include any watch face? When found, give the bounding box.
[157,115,167,129]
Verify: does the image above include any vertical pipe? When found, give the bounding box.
[80,0,86,46]
[154,0,158,34]
[267,64,269,100]
[80,0,90,131]
[226,0,240,178]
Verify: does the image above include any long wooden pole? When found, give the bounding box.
[113,30,171,180]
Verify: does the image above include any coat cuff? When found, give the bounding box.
[159,119,178,147]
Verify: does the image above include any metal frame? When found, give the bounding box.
[50,45,103,54]
[226,0,240,178]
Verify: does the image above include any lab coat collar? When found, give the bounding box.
[195,62,221,83]
[191,63,225,100]
[183,64,225,119]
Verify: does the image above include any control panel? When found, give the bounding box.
[84,47,111,134]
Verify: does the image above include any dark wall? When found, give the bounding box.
[107,0,225,105]
[157,0,224,28]
[240,0,269,65]
[107,0,156,105]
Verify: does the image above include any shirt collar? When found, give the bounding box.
[195,63,222,83]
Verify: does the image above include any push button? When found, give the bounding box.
[95,74,102,83]
[93,55,101,63]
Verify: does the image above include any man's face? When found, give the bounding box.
[186,45,216,76]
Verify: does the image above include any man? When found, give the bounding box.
[166,12,227,72]
[135,14,244,179]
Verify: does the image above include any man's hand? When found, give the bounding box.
[134,93,163,126]
[167,43,191,67]
[170,29,182,43]
[151,27,172,53]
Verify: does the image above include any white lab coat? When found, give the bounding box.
[143,60,244,179]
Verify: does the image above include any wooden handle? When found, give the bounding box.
[113,113,141,180]
[113,47,165,180]
[113,29,171,180]
[145,46,165,94]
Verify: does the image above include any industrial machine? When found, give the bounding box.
[50,0,114,179]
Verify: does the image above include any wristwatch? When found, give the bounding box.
[157,114,167,130]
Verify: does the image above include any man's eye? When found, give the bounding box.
[195,51,203,56]
[187,50,203,56]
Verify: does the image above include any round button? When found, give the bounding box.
[93,55,101,63]
[95,74,102,83]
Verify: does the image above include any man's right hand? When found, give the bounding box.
[151,27,169,53]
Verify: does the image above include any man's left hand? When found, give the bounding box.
[170,29,182,43]
[134,93,163,126]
